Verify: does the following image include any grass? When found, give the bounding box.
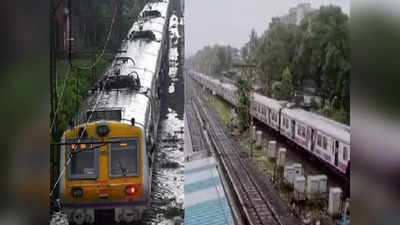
[54,56,111,139]
[208,94,233,125]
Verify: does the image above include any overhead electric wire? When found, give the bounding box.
[50,1,119,134]
[49,64,72,134]
[50,74,112,197]
[76,7,118,70]
[50,0,163,197]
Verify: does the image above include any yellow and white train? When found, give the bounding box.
[59,1,171,224]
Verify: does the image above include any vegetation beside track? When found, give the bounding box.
[208,94,233,125]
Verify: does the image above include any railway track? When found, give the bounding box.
[188,77,299,225]
[184,76,209,153]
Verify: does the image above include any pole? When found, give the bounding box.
[68,0,72,64]
[249,67,254,158]
[50,0,59,198]
[50,0,55,192]
[117,0,122,43]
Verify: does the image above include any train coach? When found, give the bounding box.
[189,71,350,176]
[280,108,350,174]
[58,1,170,224]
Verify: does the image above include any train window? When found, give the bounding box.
[262,108,266,116]
[283,118,289,129]
[317,135,322,147]
[296,125,306,138]
[323,137,327,150]
[343,147,348,161]
[87,109,122,122]
[131,30,156,41]
[272,113,277,122]
[109,139,139,177]
[68,138,98,179]
[142,10,161,18]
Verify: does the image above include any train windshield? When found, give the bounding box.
[109,139,139,177]
[68,138,99,179]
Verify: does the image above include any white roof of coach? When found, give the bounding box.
[119,1,169,89]
[253,92,283,112]
[219,80,236,91]
[78,1,169,127]
[282,108,350,143]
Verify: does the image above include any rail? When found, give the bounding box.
[189,76,299,225]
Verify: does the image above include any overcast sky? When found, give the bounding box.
[185,0,350,57]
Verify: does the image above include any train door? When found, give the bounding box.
[291,120,295,139]
[310,129,315,151]
[334,140,339,166]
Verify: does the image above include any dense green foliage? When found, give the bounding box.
[247,5,350,123]
[54,58,109,139]
[52,0,148,140]
[235,73,251,131]
[72,0,146,50]
[276,67,294,100]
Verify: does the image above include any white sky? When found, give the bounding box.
[185,0,350,56]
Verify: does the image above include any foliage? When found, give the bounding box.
[54,58,109,139]
[235,72,251,131]
[241,29,259,63]
[71,0,146,50]
[278,67,294,100]
[52,1,149,140]
[243,5,349,124]
[318,97,349,124]
[254,20,298,95]
[209,95,233,125]
[186,45,239,76]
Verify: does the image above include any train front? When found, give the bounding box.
[59,120,150,224]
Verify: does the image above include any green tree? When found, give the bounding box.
[251,18,297,96]
[242,29,259,63]
[186,45,238,76]
[235,72,251,131]
[279,67,294,100]
[245,5,349,124]
[296,5,349,112]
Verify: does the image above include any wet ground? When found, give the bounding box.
[147,69,184,225]
[145,15,184,225]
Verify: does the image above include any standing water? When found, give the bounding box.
[146,13,184,225]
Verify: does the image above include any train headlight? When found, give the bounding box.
[125,185,137,196]
[96,123,110,137]
[71,187,83,198]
